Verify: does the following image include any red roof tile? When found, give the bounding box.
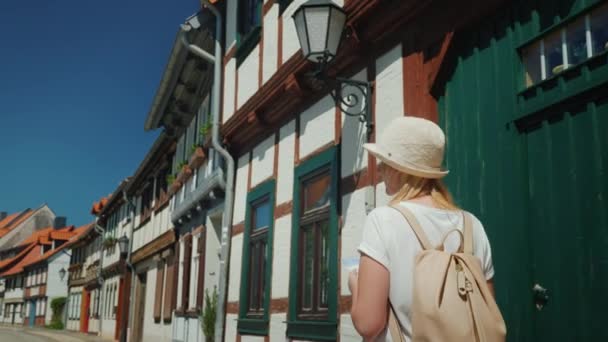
[0,210,35,238]
[1,245,42,276]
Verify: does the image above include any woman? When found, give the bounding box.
[348,116,496,341]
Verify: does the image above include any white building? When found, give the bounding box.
[137,10,224,342]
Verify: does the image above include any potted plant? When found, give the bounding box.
[103,237,117,249]
[166,174,176,186]
[199,120,213,147]
[201,287,217,342]
[189,144,207,170]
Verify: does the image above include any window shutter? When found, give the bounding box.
[181,235,192,310]
[153,261,165,322]
[196,231,206,309]
[163,243,179,322]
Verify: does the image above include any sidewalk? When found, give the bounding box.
[0,324,112,342]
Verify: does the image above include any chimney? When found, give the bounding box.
[0,212,7,221]
[53,217,67,229]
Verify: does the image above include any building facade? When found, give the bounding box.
[66,223,102,335]
[0,219,83,327]
[138,10,226,342]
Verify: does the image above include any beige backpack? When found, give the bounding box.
[388,205,506,342]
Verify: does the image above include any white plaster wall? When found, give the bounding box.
[271,215,291,299]
[89,318,100,334]
[142,266,172,342]
[223,59,237,124]
[341,69,369,177]
[270,313,288,341]
[242,336,265,342]
[277,120,295,204]
[281,0,344,64]
[46,255,69,323]
[299,95,336,158]
[263,4,279,84]
[251,134,275,188]
[204,216,221,291]
[375,44,404,138]
[227,234,243,302]
[5,288,23,300]
[225,313,238,342]
[340,314,359,342]
[237,46,261,109]
[340,188,369,295]
[101,319,116,340]
[233,155,250,224]
[174,316,202,342]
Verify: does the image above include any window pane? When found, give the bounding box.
[567,17,589,65]
[302,172,331,212]
[591,3,608,56]
[301,226,314,311]
[252,199,271,230]
[523,41,542,86]
[249,242,259,311]
[319,220,330,308]
[545,31,564,77]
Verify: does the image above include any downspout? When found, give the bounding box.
[181,2,235,341]
[121,191,137,342]
[92,219,105,336]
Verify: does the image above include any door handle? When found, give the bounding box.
[533,283,549,311]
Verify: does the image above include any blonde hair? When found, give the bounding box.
[389,172,459,210]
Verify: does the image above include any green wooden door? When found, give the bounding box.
[524,99,608,341]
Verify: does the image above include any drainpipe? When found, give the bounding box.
[92,219,105,336]
[181,2,235,341]
[121,191,137,342]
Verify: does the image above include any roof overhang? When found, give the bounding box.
[144,11,216,133]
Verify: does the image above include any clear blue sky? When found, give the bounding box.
[0,0,200,227]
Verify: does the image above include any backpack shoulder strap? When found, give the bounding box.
[390,204,432,250]
[463,211,474,255]
[388,303,407,342]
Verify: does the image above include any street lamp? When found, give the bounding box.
[59,267,66,281]
[293,0,373,138]
[118,235,129,257]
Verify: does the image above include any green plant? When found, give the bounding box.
[103,237,117,248]
[199,121,213,141]
[166,174,176,186]
[201,287,218,342]
[191,144,199,154]
[49,297,66,330]
[46,321,64,330]
[178,160,188,170]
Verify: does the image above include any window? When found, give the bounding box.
[522,3,608,87]
[236,0,263,65]
[238,180,275,336]
[287,148,338,341]
[298,172,331,318]
[140,184,154,223]
[153,261,165,322]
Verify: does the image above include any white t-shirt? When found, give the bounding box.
[357,202,495,341]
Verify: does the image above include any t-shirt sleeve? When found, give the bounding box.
[358,210,390,269]
[476,220,495,280]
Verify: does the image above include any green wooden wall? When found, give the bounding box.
[438,0,607,340]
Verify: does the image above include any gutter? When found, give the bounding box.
[92,219,105,336]
[181,2,235,341]
[121,191,137,342]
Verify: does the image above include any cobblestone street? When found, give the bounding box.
[0,325,109,342]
